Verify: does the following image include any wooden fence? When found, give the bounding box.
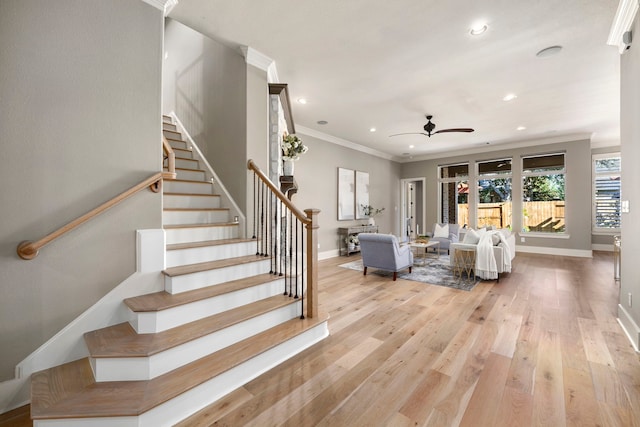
[456,201,564,231]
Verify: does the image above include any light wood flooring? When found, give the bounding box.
[180,251,640,426]
[3,252,639,427]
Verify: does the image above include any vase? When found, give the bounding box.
[283,160,294,176]
[348,243,355,252]
[368,217,376,226]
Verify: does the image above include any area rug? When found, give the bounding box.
[339,255,480,291]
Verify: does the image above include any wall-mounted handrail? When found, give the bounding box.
[247,159,319,318]
[17,173,165,260]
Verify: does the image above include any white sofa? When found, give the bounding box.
[449,229,515,280]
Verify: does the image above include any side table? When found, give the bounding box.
[453,248,476,280]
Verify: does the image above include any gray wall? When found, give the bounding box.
[401,138,593,252]
[0,0,163,380]
[619,15,640,335]
[292,135,401,254]
[163,19,248,214]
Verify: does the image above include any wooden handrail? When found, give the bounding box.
[162,135,176,180]
[17,173,164,260]
[247,159,310,225]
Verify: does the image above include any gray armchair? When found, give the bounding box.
[426,223,460,254]
[358,233,413,281]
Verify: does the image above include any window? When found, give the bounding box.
[593,154,621,232]
[521,153,565,233]
[438,163,468,227]
[477,159,512,229]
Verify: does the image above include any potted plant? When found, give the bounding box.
[281,134,308,175]
[361,204,385,226]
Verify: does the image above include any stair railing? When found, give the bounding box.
[17,133,176,260]
[247,159,319,319]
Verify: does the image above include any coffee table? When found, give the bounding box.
[409,240,440,266]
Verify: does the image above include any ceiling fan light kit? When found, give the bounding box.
[389,115,474,138]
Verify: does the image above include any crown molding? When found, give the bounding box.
[141,0,177,15]
[607,0,639,53]
[240,46,274,72]
[296,125,398,161]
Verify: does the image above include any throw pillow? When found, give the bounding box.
[462,228,480,244]
[433,223,449,239]
[491,233,501,246]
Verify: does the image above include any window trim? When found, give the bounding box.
[475,158,513,229]
[592,152,621,234]
[437,163,469,225]
[521,153,567,235]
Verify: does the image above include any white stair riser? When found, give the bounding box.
[36,321,329,427]
[163,194,220,209]
[168,140,187,150]
[96,302,301,381]
[164,180,213,195]
[174,158,199,169]
[172,168,205,181]
[165,225,238,245]
[163,209,229,226]
[163,123,177,131]
[166,241,255,267]
[132,278,286,333]
[165,259,271,294]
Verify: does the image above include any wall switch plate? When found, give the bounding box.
[622,200,630,213]
[520,237,525,243]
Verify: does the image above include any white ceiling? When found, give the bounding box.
[168,0,622,161]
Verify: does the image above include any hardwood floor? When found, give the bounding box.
[4,252,638,427]
[181,251,640,426]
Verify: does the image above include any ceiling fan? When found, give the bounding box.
[389,115,474,138]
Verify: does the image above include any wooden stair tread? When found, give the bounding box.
[163,222,238,230]
[167,237,254,251]
[164,136,185,143]
[86,294,295,357]
[163,192,220,198]
[31,313,328,419]
[124,272,282,312]
[163,254,266,277]
[168,178,211,185]
[163,207,229,212]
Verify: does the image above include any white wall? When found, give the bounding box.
[0,0,164,381]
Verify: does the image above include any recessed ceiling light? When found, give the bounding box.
[297,98,307,104]
[409,145,415,149]
[317,120,328,125]
[517,126,526,131]
[503,93,517,102]
[369,127,376,132]
[536,45,563,57]
[470,23,488,36]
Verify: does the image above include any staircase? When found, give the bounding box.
[29,115,329,426]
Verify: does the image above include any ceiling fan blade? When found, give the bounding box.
[388,132,429,137]
[433,128,475,134]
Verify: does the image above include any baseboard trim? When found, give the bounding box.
[592,243,614,252]
[617,304,640,352]
[515,245,592,258]
[319,249,340,260]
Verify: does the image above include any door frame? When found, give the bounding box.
[400,177,426,242]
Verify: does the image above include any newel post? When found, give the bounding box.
[304,208,320,318]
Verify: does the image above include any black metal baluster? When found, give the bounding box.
[283,206,289,295]
[252,173,257,240]
[300,219,305,319]
[279,200,284,277]
[288,208,293,297]
[294,216,299,299]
